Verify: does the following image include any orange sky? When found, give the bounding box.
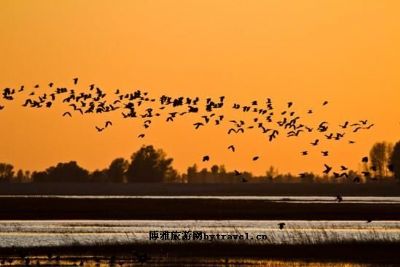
[0,0,399,176]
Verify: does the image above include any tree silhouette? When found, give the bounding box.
[187,164,198,183]
[107,158,129,183]
[390,141,400,181]
[126,145,177,183]
[32,161,90,182]
[90,169,109,182]
[0,163,14,182]
[211,165,219,176]
[369,142,393,178]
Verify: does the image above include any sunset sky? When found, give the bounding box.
[0,1,399,176]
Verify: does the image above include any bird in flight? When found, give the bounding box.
[311,139,319,146]
[0,77,376,179]
[202,155,210,162]
[95,126,104,132]
[278,223,286,230]
[193,122,204,129]
[323,164,332,174]
[339,121,349,129]
[228,145,235,152]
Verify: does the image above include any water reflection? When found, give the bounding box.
[1,220,399,248]
[0,256,382,266]
[1,195,400,204]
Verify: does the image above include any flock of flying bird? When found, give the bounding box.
[0,78,384,182]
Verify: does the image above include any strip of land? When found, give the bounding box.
[0,182,399,196]
[0,197,399,220]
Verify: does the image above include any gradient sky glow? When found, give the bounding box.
[0,0,399,176]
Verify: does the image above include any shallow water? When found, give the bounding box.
[0,220,399,248]
[0,256,385,266]
[1,195,400,204]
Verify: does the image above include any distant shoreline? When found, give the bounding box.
[0,182,399,196]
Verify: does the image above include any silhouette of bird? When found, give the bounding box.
[252,156,259,161]
[301,151,308,156]
[365,123,374,129]
[366,219,372,223]
[323,164,332,175]
[138,133,145,138]
[340,165,348,171]
[105,121,112,127]
[202,155,210,162]
[234,170,241,176]
[321,151,329,157]
[339,121,349,129]
[336,195,343,202]
[311,139,319,146]
[95,126,104,132]
[362,156,368,163]
[193,122,204,129]
[63,111,72,117]
[322,101,328,106]
[73,77,79,85]
[305,126,313,132]
[278,223,286,229]
[228,145,235,152]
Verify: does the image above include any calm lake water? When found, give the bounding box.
[1,195,400,204]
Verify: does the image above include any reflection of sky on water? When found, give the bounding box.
[0,257,378,266]
[1,195,400,204]
[0,220,399,248]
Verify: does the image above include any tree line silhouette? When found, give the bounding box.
[1,141,399,183]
